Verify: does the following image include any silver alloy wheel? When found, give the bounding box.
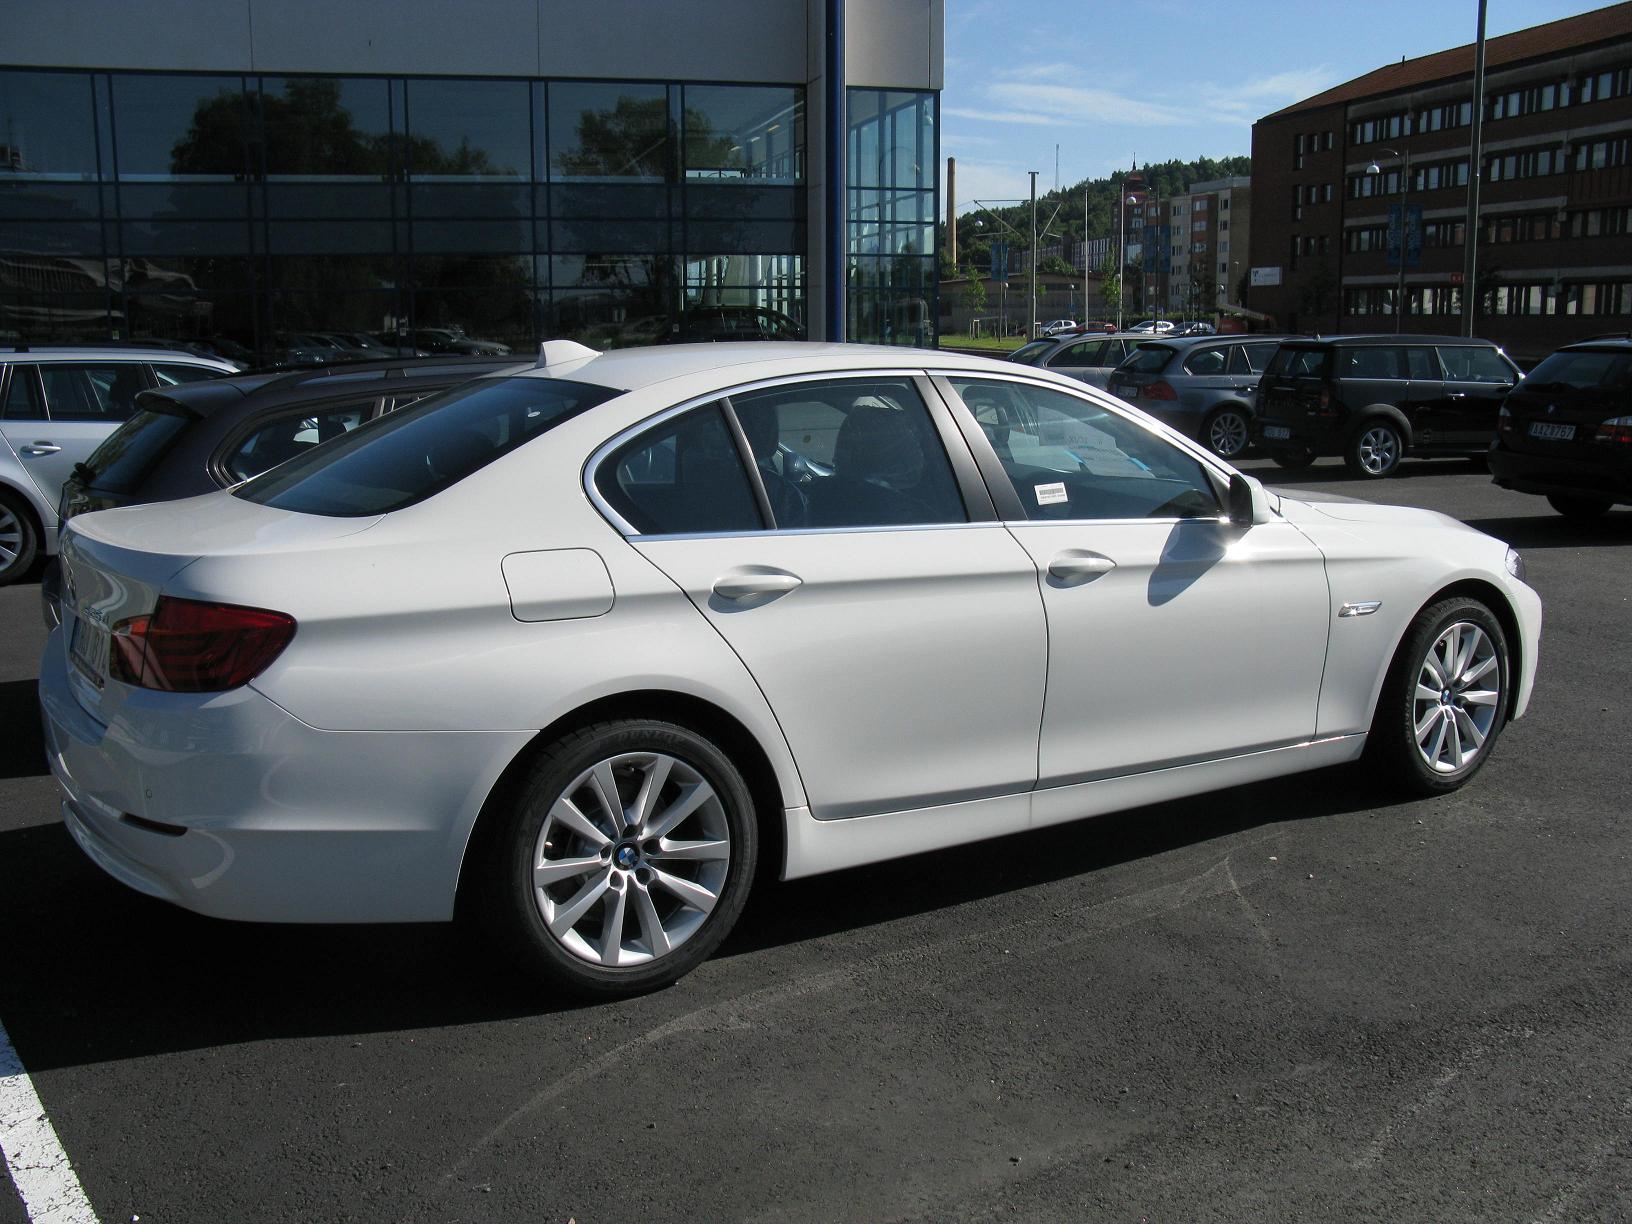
[532,751,730,967]
[1207,410,1250,457]
[0,503,22,568]
[1413,622,1501,774]
[1356,425,1400,475]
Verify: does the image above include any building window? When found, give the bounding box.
[847,88,937,346]
[1573,134,1632,171]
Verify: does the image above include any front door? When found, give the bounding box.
[1435,344,1520,448]
[597,374,1050,821]
[940,375,1330,786]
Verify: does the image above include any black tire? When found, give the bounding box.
[1546,493,1612,521]
[1345,418,1404,479]
[1267,446,1316,470]
[479,719,758,997]
[0,489,40,587]
[1366,597,1510,797]
[1202,406,1252,459]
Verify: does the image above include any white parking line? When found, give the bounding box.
[0,1019,98,1224]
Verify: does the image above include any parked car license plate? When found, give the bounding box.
[1528,421,1575,441]
[69,615,108,684]
[1263,425,1291,440]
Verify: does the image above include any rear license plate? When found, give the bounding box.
[69,616,108,685]
[1263,425,1291,440]
[1528,421,1575,441]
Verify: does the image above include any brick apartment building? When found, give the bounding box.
[1249,2,1632,361]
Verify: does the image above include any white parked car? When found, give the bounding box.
[40,341,1541,996]
[1128,319,1177,334]
[1039,319,1078,336]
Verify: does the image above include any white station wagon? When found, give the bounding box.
[40,341,1541,995]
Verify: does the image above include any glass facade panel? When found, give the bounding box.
[548,82,671,181]
[1,71,822,358]
[847,88,938,345]
[0,70,100,179]
[682,85,803,182]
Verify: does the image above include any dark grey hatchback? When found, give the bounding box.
[1105,333,1296,458]
[1252,335,1520,477]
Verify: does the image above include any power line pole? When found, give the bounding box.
[1462,0,1488,336]
[1029,170,1039,339]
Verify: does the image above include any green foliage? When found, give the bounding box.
[959,267,987,314]
[1038,255,1075,276]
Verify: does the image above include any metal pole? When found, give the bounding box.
[1462,0,1488,336]
[823,0,846,342]
[1029,170,1039,339]
[1396,149,1410,333]
[1117,189,1126,331]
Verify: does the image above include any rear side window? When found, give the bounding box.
[1439,346,1516,382]
[80,405,194,493]
[597,405,762,536]
[2,366,45,420]
[39,362,148,420]
[1181,346,1228,376]
[1009,341,1054,366]
[1120,344,1175,374]
[1341,347,1404,379]
[1266,347,1329,378]
[152,363,221,386]
[238,376,618,516]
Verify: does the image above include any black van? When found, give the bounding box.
[1252,335,1520,477]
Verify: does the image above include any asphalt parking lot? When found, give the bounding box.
[2,456,1629,1224]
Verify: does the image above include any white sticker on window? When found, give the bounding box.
[1035,482,1069,506]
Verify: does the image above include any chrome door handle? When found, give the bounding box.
[20,442,61,455]
[712,570,803,602]
[1446,392,1467,399]
[1047,552,1117,582]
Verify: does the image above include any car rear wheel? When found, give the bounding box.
[1367,597,1508,796]
[1346,420,1403,478]
[1267,446,1316,470]
[1546,493,1612,521]
[1203,407,1251,459]
[0,491,40,587]
[482,719,757,997]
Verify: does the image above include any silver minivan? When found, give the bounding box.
[0,347,236,584]
[1009,332,1148,390]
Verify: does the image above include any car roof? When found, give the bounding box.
[1136,333,1301,350]
[1285,334,1500,347]
[0,346,234,365]
[1562,335,1632,351]
[138,356,525,417]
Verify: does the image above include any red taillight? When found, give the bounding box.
[1595,415,1632,444]
[110,597,296,692]
[1144,380,1178,401]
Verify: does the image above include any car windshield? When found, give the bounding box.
[1009,341,1055,366]
[1119,344,1175,374]
[1523,349,1632,392]
[236,376,620,516]
[80,402,196,493]
[1266,347,1329,377]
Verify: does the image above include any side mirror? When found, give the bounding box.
[1228,473,1255,527]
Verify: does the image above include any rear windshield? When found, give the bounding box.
[1266,347,1330,378]
[1523,349,1632,393]
[236,376,619,516]
[1119,344,1176,374]
[80,402,195,494]
[1009,341,1054,366]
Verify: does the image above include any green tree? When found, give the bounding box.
[1038,254,1075,276]
[1097,258,1122,315]
[959,266,987,316]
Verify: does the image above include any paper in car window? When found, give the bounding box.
[1035,482,1069,506]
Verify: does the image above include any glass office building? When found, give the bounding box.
[1,58,938,360]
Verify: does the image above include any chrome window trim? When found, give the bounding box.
[584,366,959,538]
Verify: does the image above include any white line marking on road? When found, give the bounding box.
[0,1018,99,1224]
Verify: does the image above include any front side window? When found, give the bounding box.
[1048,340,1104,367]
[950,378,1222,522]
[729,377,966,530]
[1439,345,1516,382]
[239,376,618,516]
[38,363,148,420]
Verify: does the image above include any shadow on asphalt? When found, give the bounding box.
[0,762,1409,1071]
[0,680,46,779]
[1462,513,1632,549]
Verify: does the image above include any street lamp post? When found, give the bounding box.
[1367,147,1413,333]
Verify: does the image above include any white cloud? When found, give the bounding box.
[989,82,1193,127]
[943,106,1070,127]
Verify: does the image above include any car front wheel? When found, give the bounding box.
[1367,597,1509,796]
[482,719,757,996]
[1346,420,1404,478]
[1203,407,1251,459]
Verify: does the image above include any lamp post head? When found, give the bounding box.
[1365,161,1382,175]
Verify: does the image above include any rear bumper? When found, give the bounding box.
[1489,442,1632,505]
[39,631,531,923]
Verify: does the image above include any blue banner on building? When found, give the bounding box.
[1386,203,1423,268]
[990,240,1009,282]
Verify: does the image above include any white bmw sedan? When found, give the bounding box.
[40,341,1541,995]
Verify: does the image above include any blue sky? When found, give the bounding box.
[943,0,1612,212]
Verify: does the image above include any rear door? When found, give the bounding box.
[0,361,149,508]
[1043,339,1106,384]
[601,372,1049,822]
[1435,344,1519,448]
